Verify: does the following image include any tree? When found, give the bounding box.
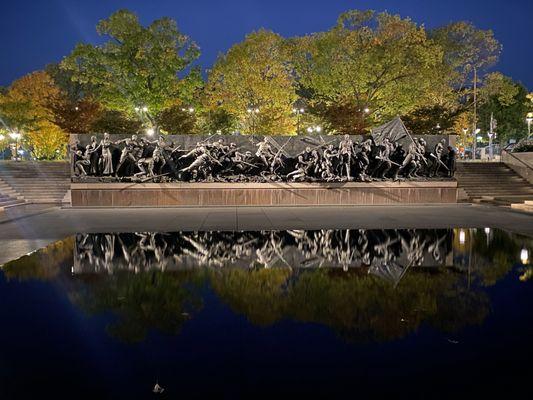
[477,73,530,143]
[157,104,198,134]
[90,109,142,135]
[45,63,102,134]
[430,21,501,89]
[290,10,443,134]
[197,108,238,134]
[61,9,202,131]
[0,71,68,159]
[205,29,298,134]
[427,21,502,137]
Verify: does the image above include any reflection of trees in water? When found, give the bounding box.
[72,271,205,343]
[2,228,529,343]
[210,268,490,342]
[469,229,521,286]
[2,237,74,281]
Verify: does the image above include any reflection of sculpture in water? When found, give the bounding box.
[74,229,453,285]
[72,133,455,182]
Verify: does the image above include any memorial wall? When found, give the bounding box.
[69,123,457,206]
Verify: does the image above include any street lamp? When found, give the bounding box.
[292,107,304,134]
[306,125,322,133]
[146,128,155,136]
[526,113,533,137]
[9,132,21,161]
[0,134,5,160]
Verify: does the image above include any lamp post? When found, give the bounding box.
[9,132,21,161]
[527,113,533,138]
[472,66,478,160]
[135,105,157,135]
[488,113,497,161]
[0,134,5,160]
[292,107,304,134]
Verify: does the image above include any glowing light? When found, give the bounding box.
[254,108,260,113]
[188,107,194,113]
[0,134,5,141]
[142,106,148,112]
[484,227,491,235]
[300,108,304,113]
[10,132,21,140]
[459,229,466,245]
[315,126,322,132]
[75,106,79,111]
[520,248,529,264]
[146,128,155,136]
[364,107,370,113]
[475,128,481,134]
[134,107,140,112]
[306,127,313,133]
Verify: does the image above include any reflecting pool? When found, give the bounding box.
[0,228,532,399]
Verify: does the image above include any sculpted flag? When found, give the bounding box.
[371,117,414,146]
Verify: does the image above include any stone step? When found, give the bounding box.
[0,199,26,208]
[510,203,533,212]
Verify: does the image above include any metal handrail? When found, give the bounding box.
[502,149,533,171]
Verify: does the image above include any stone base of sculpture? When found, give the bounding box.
[70,180,457,207]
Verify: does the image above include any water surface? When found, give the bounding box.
[0,228,531,399]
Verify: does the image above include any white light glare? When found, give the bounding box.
[459,229,466,245]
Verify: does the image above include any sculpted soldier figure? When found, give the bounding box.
[148,135,181,175]
[320,144,339,181]
[414,138,428,178]
[231,150,255,174]
[338,135,355,180]
[430,138,448,177]
[397,139,420,179]
[98,132,114,176]
[180,146,221,181]
[114,134,143,176]
[255,138,275,168]
[356,139,372,181]
[287,147,314,181]
[373,138,394,179]
[135,147,163,178]
[446,146,457,177]
[74,145,95,176]
[87,135,100,175]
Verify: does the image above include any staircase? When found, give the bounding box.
[0,161,70,204]
[456,162,533,207]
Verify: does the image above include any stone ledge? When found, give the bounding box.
[71,181,457,207]
[71,180,457,190]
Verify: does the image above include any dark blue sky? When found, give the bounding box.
[1,0,532,88]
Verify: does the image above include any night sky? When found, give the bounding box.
[1,0,532,88]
